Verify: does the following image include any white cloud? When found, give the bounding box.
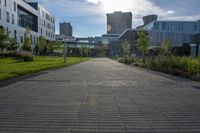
[85,0,199,27]
[32,0,200,36]
[166,10,175,14]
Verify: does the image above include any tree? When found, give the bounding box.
[22,27,32,51]
[122,39,131,58]
[136,28,150,56]
[46,41,55,54]
[7,38,18,51]
[160,39,172,56]
[54,41,63,51]
[0,28,9,56]
[37,36,46,55]
[82,46,89,57]
[34,44,39,55]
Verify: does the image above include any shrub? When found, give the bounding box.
[118,57,134,64]
[17,52,34,62]
[0,51,17,57]
[142,55,200,80]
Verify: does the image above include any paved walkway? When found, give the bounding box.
[0,58,200,133]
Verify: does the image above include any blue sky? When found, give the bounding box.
[28,0,200,37]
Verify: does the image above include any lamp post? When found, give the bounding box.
[32,36,34,55]
[64,39,67,63]
[80,44,83,58]
[20,34,23,52]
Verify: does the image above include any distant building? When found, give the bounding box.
[143,15,158,26]
[56,34,75,42]
[107,11,132,34]
[60,22,72,36]
[0,0,55,46]
[136,15,158,29]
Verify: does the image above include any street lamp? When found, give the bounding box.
[20,34,23,52]
[64,39,67,63]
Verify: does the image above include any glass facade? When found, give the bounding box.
[17,5,38,32]
[145,21,200,33]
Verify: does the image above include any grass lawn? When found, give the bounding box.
[0,56,89,80]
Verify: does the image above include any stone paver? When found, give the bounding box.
[0,58,200,133]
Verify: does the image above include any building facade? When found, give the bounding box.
[107,11,132,34]
[143,15,157,26]
[56,34,75,42]
[144,21,200,47]
[28,2,55,41]
[0,0,55,47]
[119,19,200,57]
[59,22,72,36]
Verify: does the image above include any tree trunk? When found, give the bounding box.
[1,49,4,58]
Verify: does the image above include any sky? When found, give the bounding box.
[27,0,200,37]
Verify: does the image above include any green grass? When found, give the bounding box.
[0,56,89,80]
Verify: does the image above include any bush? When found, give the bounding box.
[118,57,134,64]
[17,52,34,62]
[142,55,200,80]
[0,51,17,57]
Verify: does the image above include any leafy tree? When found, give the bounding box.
[160,39,172,56]
[122,39,131,57]
[22,27,32,51]
[82,46,89,57]
[54,41,63,51]
[37,36,46,55]
[34,44,39,55]
[7,38,18,51]
[136,28,150,56]
[46,41,55,53]
[0,28,9,56]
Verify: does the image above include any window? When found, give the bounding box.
[14,30,17,39]
[20,35,23,43]
[154,22,159,30]
[30,35,32,44]
[6,12,9,23]
[34,36,35,44]
[4,0,6,7]
[0,9,1,19]
[14,2,16,12]
[12,14,14,24]
[18,5,38,32]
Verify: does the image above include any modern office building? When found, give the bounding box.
[136,15,158,29]
[59,22,72,36]
[28,2,56,41]
[107,11,132,34]
[0,0,55,46]
[119,18,200,57]
[143,15,158,26]
[144,21,200,47]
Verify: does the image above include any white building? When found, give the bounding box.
[0,0,55,47]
